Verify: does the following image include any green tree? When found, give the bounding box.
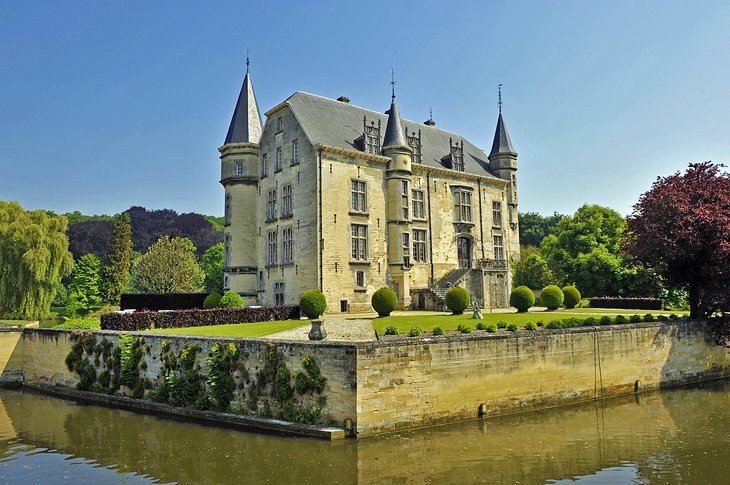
[68,253,102,312]
[131,236,204,293]
[201,242,224,293]
[512,246,555,290]
[101,212,132,304]
[518,211,566,247]
[0,201,74,319]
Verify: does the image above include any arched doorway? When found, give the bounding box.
[457,235,473,269]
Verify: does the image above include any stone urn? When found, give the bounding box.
[308,319,327,340]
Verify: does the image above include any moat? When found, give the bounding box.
[1,379,730,484]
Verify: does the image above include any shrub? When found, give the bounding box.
[219,292,244,308]
[584,317,597,326]
[476,322,487,330]
[524,322,538,331]
[563,317,579,328]
[300,289,327,319]
[371,287,397,317]
[540,285,565,310]
[506,322,519,331]
[599,315,613,325]
[562,286,581,309]
[445,287,470,315]
[669,313,679,320]
[457,324,472,334]
[384,325,399,335]
[485,323,497,332]
[409,326,424,337]
[614,315,628,324]
[432,326,444,335]
[535,320,544,327]
[643,313,655,322]
[497,320,507,329]
[546,320,562,329]
[510,286,535,313]
[203,293,222,309]
[630,314,642,323]
[657,315,669,321]
[682,313,690,319]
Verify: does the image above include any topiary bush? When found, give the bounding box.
[510,286,535,313]
[506,322,519,331]
[457,324,472,334]
[300,289,327,319]
[409,326,423,337]
[497,320,507,329]
[599,315,613,325]
[643,313,655,322]
[432,326,444,336]
[444,287,470,315]
[371,287,397,317]
[540,285,564,310]
[546,320,562,329]
[614,315,628,325]
[584,317,597,326]
[384,325,399,335]
[657,314,669,321]
[218,292,244,308]
[524,322,538,331]
[562,286,581,309]
[485,323,497,333]
[203,293,222,309]
[476,322,487,330]
[630,314,642,323]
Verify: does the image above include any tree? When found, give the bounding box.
[67,219,114,263]
[512,246,554,290]
[518,211,566,247]
[131,236,204,293]
[624,162,730,318]
[67,253,102,314]
[0,201,74,319]
[102,212,132,304]
[201,242,224,293]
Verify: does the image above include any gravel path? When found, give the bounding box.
[265,318,376,342]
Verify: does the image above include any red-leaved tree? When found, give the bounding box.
[624,162,730,318]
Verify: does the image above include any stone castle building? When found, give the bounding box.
[219,65,520,313]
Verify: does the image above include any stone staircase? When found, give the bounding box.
[428,269,470,305]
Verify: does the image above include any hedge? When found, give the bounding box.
[101,305,300,331]
[589,297,664,310]
[120,293,210,311]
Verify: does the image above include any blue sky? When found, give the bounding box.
[2,0,729,218]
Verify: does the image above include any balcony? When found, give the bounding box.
[475,259,508,271]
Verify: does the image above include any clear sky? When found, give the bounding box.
[2,0,729,218]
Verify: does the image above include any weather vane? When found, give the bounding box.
[390,68,396,98]
[498,83,503,113]
[246,49,250,73]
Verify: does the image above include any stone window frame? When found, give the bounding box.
[492,200,503,228]
[261,153,268,178]
[275,147,283,172]
[350,179,368,213]
[281,184,293,218]
[291,139,299,165]
[266,188,277,222]
[267,230,278,266]
[282,227,293,264]
[493,234,504,261]
[234,162,244,176]
[413,228,427,263]
[224,194,232,225]
[354,270,366,289]
[400,180,410,220]
[223,273,230,291]
[411,189,426,220]
[224,234,232,267]
[401,231,411,268]
[274,281,285,305]
[452,187,474,223]
[350,223,369,262]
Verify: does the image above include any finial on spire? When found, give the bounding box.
[390,68,396,99]
[498,83,503,114]
[429,107,433,120]
[246,49,250,74]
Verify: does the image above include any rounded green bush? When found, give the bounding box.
[497,320,508,329]
[614,315,628,324]
[506,322,519,331]
[546,320,563,329]
[540,285,564,310]
[371,287,397,317]
[300,289,327,319]
[409,326,423,337]
[599,315,613,325]
[444,287,470,315]
[457,324,472,334]
[218,292,244,308]
[643,313,655,322]
[562,286,581,309]
[384,325,399,336]
[584,316,597,326]
[630,314,642,323]
[203,292,222,309]
[510,286,535,313]
[432,326,444,336]
[485,323,498,333]
[524,322,538,331]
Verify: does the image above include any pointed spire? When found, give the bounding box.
[224,56,262,145]
[489,113,516,157]
[383,69,409,151]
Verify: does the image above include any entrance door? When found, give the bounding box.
[457,236,472,269]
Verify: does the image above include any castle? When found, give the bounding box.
[219,64,520,313]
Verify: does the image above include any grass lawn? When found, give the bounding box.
[0,319,27,327]
[373,308,685,335]
[146,319,308,338]
[556,308,678,315]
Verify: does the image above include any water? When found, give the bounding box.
[1,380,730,484]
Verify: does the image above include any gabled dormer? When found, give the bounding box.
[440,138,464,171]
[354,116,382,155]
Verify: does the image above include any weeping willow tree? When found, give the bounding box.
[0,201,74,319]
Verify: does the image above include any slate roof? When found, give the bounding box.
[382,96,409,150]
[489,113,516,157]
[283,92,500,178]
[224,72,263,144]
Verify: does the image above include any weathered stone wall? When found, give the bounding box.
[0,329,24,386]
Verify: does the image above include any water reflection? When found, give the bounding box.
[0,380,729,484]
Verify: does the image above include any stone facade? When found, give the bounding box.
[221,69,520,312]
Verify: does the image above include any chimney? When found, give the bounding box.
[337,96,350,103]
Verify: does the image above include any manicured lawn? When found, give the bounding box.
[53,317,101,330]
[146,319,308,338]
[0,319,27,327]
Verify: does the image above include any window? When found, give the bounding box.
[361,118,381,155]
[351,224,368,261]
[282,227,293,263]
[223,274,229,290]
[224,235,231,266]
[355,270,366,288]
[274,282,285,305]
[493,235,504,261]
[258,271,264,291]
[291,139,299,165]
[412,189,425,219]
[275,147,282,172]
[407,130,422,164]
[413,229,427,263]
[266,189,277,221]
[261,154,268,177]
[401,180,409,220]
[282,184,293,217]
[402,232,410,268]
[224,194,232,225]
[453,188,473,222]
[277,117,283,132]
[235,162,244,176]
[453,153,464,172]
[267,230,278,265]
[492,201,502,227]
[351,180,367,212]
[450,139,464,172]
[365,133,379,154]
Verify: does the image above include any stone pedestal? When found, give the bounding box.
[308,320,326,340]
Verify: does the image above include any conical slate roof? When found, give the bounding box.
[382,96,409,150]
[489,113,516,157]
[224,71,262,144]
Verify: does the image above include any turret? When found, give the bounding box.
[488,112,518,229]
[218,58,262,302]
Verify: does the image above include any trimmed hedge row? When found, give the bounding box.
[120,293,210,311]
[101,305,300,331]
[589,297,664,310]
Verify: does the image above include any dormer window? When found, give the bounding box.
[407,128,422,164]
[450,139,464,172]
[355,116,381,155]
